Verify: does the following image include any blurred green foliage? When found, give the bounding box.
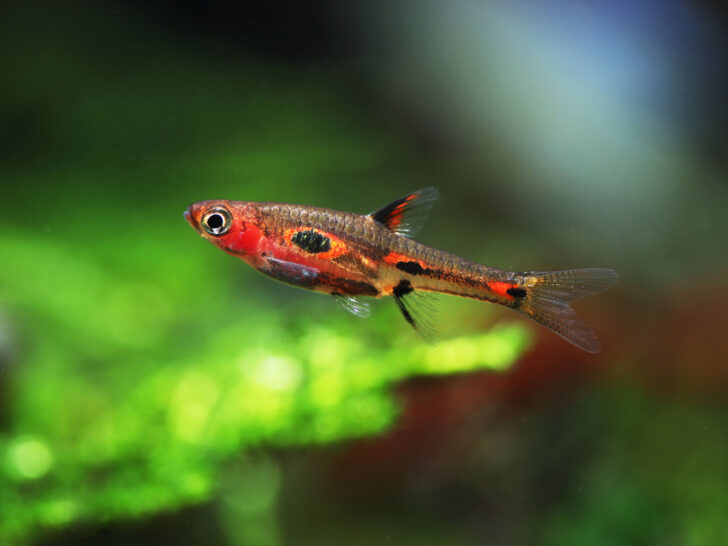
[2,2,727,545]
[0,8,530,538]
[540,389,728,546]
[0,225,528,541]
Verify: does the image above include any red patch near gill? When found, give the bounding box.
[225,221,263,256]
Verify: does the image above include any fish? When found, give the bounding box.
[184,188,617,352]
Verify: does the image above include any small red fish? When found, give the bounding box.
[185,188,617,352]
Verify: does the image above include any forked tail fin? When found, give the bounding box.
[515,268,618,353]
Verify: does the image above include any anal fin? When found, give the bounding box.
[392,280,438,342]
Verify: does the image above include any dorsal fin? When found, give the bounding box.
[369,187,439,238]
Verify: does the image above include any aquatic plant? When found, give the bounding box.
[0,230,529,542]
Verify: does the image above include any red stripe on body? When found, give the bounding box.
[383,251,427,268]
[489,281,518,299]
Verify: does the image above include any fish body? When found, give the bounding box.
[184,188,617,352]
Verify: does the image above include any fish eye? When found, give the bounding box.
[201,207,232,236]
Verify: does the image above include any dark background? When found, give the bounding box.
[1,1,727,545]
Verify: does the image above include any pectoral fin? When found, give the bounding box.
[333,293,371,318]
[260,256,320,288]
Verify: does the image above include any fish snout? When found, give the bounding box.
[184,204,202,231]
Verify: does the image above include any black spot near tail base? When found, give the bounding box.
[506,287,527,298]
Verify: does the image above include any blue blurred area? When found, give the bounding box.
[347,0,728,283]
[1,1,727,545]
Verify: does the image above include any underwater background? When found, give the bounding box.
[1,1,727,544]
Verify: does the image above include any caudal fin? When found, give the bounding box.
[515,268,618,353]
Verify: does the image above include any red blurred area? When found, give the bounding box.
[329,280,728,492]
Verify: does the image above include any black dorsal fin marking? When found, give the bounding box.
[369,187,439,238]
[333,293,371,318]
[392,280,439,342]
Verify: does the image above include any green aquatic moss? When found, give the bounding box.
[0,230,530,542]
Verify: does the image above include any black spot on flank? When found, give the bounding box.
[507,287,527,298]
[393,279,413,298]
[395,261,425,275]
[292,229,331,253]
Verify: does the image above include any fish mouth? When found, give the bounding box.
[183,208,199,230]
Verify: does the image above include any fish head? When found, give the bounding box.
[184,200,263,257]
